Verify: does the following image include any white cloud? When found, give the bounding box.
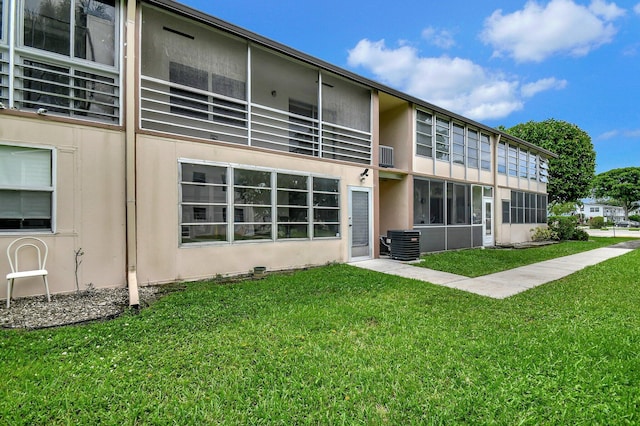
[634,3,640,14]
[598,130,620,139]
[347,39,565,121]
[521,78,568,97]
[481,0,625,62]
[422,27,456,49]
[589,0,625,19]
[597,129,640,139]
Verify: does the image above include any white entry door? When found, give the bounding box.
[349,187,372,261]
[483,197,494,246]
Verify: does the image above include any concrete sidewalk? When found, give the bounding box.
[349,243,638,299]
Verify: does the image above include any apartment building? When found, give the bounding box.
[0,0,554,303]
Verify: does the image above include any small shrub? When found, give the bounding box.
[629,214,640,223]
[573,228,589,241]
[530,226,559,242]
[589,216,605,229]
[547,215,582,241]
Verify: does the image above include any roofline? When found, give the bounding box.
[142,0,557,158]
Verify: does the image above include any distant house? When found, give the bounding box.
[0,0,555,304]
[577,203,625,223]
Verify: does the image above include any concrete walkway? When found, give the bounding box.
[350,241,639,299]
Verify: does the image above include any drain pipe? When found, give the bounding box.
[124,0,139,307]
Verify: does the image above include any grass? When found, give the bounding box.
[1,239,639,424]
[417,236,636,277]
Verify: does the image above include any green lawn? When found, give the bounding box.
[417,236,636,277]
[1,241,639,424]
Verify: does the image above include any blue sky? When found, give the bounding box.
[181,0,639,173]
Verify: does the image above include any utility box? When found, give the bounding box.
[388,230,420,261]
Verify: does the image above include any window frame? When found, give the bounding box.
[480,133,491,171]
[416,109,433,158]
[20,0,119,68]
[0,0,122,123]
[509,190,548,225]
[497,141,507,174]
[452,122,465,165]
[435,116,450,161]
[539,157,549,183]
[507,144,518,177]
[0,142,56,233]
[467,128,479,169]
[179,159,341,246]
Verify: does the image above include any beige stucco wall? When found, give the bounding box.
[0,115,126,299]
[135,134,373,285]
[378,177,411,235]
[495,186,547,245]
[379,103,412,171]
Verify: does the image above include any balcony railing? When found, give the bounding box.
[251,104,319,156]
[1,49,120,123]
[140,75,372,165]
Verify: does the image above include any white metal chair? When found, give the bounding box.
[6,237,50,308]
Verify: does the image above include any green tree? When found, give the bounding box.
[501,119,596,205]
[592,167,640,220]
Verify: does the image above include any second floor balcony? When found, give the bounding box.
[139,4,372,166]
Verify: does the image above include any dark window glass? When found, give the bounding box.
[170,62,208,119]
[447,182,469,225]
[413,179,429,225]
[502,200,510,224]
[23,60,70,112]
[23,0,71,55]
[74,0,116,65]
[430,181,444,224]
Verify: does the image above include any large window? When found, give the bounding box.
[480,134,491,170]
[467,129,479,168]
[23,0,117,65]
[508,190,547,224]
[452,123,465,165]
[519,149,528,178]
[180,162,340,244]
[508,145,518,177]
[0,0,121,121]
[528,153,537,180]
[413,179,444,225]
[416,110,433,158]
[498,142,549,182]
[539,158,549,183]
[180,163,228,243]
[312,177,340,237]
[435,117,450,161]
[277,173,308,239]
[0,144,53,231]
[497,142,507,174]
[447,182,469,225]
[233,169,272,241]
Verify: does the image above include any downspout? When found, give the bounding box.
[125,0,139,307]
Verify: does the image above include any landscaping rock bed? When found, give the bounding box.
[0,287,162,330]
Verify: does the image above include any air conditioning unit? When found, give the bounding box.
[388,230,420,261]
[379,145,394,168]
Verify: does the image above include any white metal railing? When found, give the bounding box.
[141,75,249,145]
[321,123,371,164]
[251,104,319,156]
[9,51,120,123]
[140,74,372,165]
